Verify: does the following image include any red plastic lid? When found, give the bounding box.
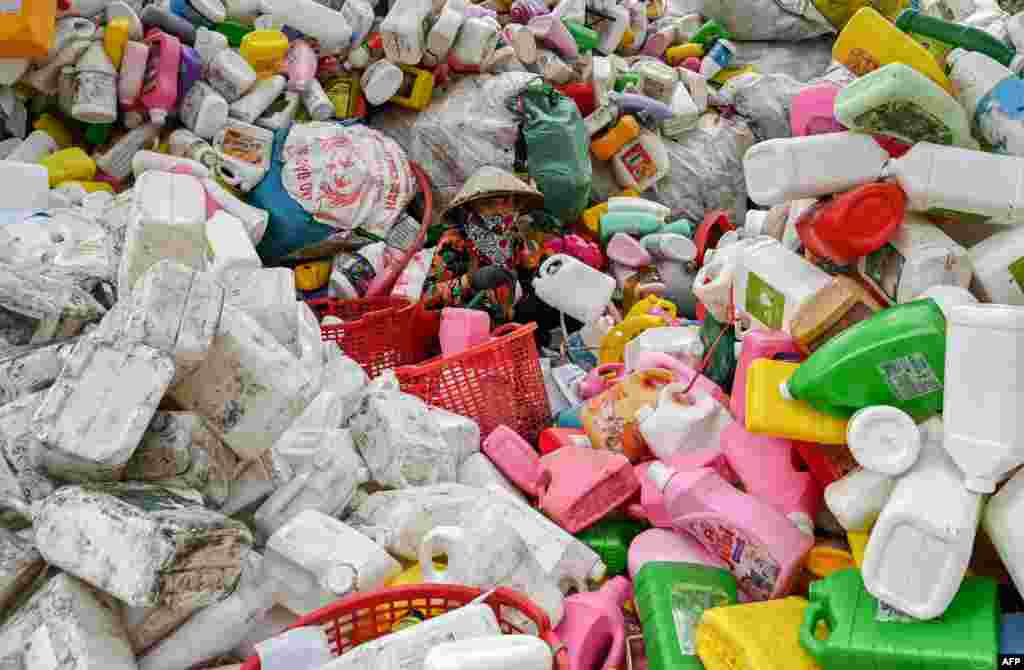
[693,209,735,268]
[796,182,906,266]
[556,82,596,117]
[367,33,383,50]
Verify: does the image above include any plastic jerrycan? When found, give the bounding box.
[984,467,1024,599]
[832,7,952,93]
[635,381,734,461]
[553,576,632,670]
[695,597,821,670]
[894,8,1016,68]
[800,568,999,670]
[947,49,1024,158]
[861,418,983,620]
[633,561,738,670]
[781,298,947,421]
[730,328,802,423]
[647,462,814,600]
[744,359,849,445]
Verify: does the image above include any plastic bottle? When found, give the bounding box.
[39,147,96,186]
[71,42,117,124]
[213,119,273,192]
[861,418,982,620]
[634,561,737,670]
[663,81,700,138]
[140,6,196,46]
[895,7,1016,68]
[627,528,727,577]
[801,569,999,669]
[239,29,287,78]
[180,81,229,139]
[534,253,616,324]
[823,467,896,531]
[0,0,56,58]
[131,150,210,178]
[230,73,285,123]
[105,16,131,67]
[781,298,947,420]
[846,405,921,476]
[142,30,182,125]
[612,130,669,191]
[195,25,228,65]
[178,45,203,102]
[984,467,1024,600]
[591,114,640,161]
[636,382,733,461]
[0,161,50,210]
[745,358,850,444]
[7,130,58,164]
[284,39,316,93]
[206,47,257,102]
[260,0,351,54]
[206,209,261,280]
[947,49,1024,157]
[169,127,220,171]
[834,63,973,148]
[730,329,802,423]
[202,175,268,241]
[119,41,149,109]
[969,225,1024,304]
[789,82,844,136]
[95,122,161,179]
[696,597,820,670]
[378,0,431,64]
[832,7,953,92]
[648,462,814,600]
[554,577,632,670]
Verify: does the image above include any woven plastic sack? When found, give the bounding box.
[512,80,592,227]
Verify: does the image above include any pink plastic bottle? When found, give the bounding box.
[545,234,604,270]
[577,363,626,400]
[119,41,150,109]
[730,329,802,424]
[629,351,731,409]
[284,39,317,93]
[627,528,728,579]
[629,447,738,527]
[141,29,182,125]
[789,82,845,137]
[719,421,821,535]
[482,424,544,496]
[647,462,814,600]
[554,576,632,670]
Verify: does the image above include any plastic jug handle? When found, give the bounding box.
[419,525,466,583]
[799,600,830,660]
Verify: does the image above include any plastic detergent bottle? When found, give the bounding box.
[861,418,983,620]
[141,30,182,125]
[969,225,1024,305]
[648,462,814,600]
[635,382,734,461]
[695,597,820,670]
[730,329,802,423]
[781,298,947,420]
[895,7,1016,68]
[947,49,1024,157]
[832,7,952,93]
[801,569,999,670]
[591,114,640,161]
[261,0,352,54]
[790,82,845,136]
[633,561,738,670]
[553,576,632,670]
[628,528,729,578]
[824,468,895,531]
[612,130,669,192]
[744,359,850,444]
[833,63,973,147]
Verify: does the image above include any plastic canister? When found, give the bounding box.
[745,359,850,445]
[40,147,96,187]
[378,0,431,64]
[230,74,286,124]
[141,30,182,126]
[969,225,1024,304]
[534,253,615,324]
[612,130,669,192]
[824,467,896,531]
[794,182,906,265]
[180,81,230,139]
[301,79,335,121]
[119,41,149,109]
[0,0,55,58]
[984,467,1024,600]
[663,81,699,138]
[206,210,261,281]
[213,119,272,192]
[261,0,352,54]
[696,597,821,670]
[942,304,1024,493]
[636,383,733,461]
[947,49,1024,158]
[206,48,257,103]
[7,130,58,164]
[790,83,844,136]
[239,29,288,79]
[424,636,553,670]
[73,42,118,125]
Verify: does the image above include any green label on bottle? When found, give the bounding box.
[745,271,785,330]
[1009,256,1024,294]
[877,352,942,402]
[671,584,731,655]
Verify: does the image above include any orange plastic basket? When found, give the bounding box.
[393,322,551,444]
[238,585,568,670]
[310,297,440,379]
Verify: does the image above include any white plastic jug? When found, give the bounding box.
[983,466,1024,600]
[623,326,704,372]
[861,418,982,620]
[0,161,50,212]
[942,304,1024,493]
[260,0,352,53]
[379,0,432,64]
[207,210,262,282]
[824,467,896,532]
[424,636,554,670]
[635,383,733,461]
[534,253,615,324]
[458,452,527,502]
[968,225,1024,305]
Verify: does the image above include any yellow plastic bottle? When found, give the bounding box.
[666,42,704,66]
[598,313,667,365]
[712,64,757,85]
[104,16,131,68]
[696,597,823,670]
[813,0,909,31]
[40,147,97,186]
[846,528,870,567]
[0,0,56,59]
[390,65,434,111]
[744,359,848,445]
[60,180,114,193]
[239,30,289,79]
[832,7,952,93]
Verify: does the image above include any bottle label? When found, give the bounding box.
[877,352,942,401]
[670,583,731,655]
[686,519,781,600]
[844,47,879,77]
[852,100,952,146]
[219,127,265,165]
[862,242,905,304]
[75,71,117,120]
[744,271,785,330]
[1009,256,1024,294]
[620,141,657,184]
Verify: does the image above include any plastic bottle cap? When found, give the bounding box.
[645,461,674,492]
[778,380,794,400]
[846,406,922,476]
[362,60,403,105]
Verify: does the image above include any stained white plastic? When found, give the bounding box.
[458,452,527,502]
[533,253,615,324]
[424,636,553,670]
[847,406,922,476]
[361,60,404,106]
[0,161,50,211]
[261,0,352,53]
[942,304,1024,493]
[131,150,210,178]
[206,210,262,282]
[379,0,432,64]
[636,383,733,460]
[732,237,833,332]
[608,196,670,220]
[623,326,704,371]
[983,466,1024,599]
[7,131,57,164]
[861,418,982,620]
[824,468,896,532]
[230,74,286,124]
[968,225,1024,305]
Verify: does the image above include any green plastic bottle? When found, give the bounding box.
[800,569,998,670]
[563,19,599,53]
[782,299,946,420]
[575,518,649,577]
[691,19,731,47]
[895,8,1016,67]
[634,561,738,670]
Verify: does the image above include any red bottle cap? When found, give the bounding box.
[556,82,596,117]
[796,182,907,266]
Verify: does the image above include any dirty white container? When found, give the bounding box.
[301,79,334,121]
[942,304,1024,493]
[379,0,432,64]
[636,383,732,460]
[983,466,1024,599]
[430,406,481,467]
[0,161,50,211]
[213,119,273,192]
[206,210,262,281]
[96,122,162,179]
[206,48,258,103]
[857,214,973,305]
[260,0,352,53]
[222,267,297,353]
[732,237,833,332]
[230,74,286,124]
[452,16,500,69]
[968,225,1024,305]
[861,417,983,620]
[203,176,269,243]
[692,237,762,323]
[264,510,400,615]
[624,326,704,371]
[360,60,404,106]
[181,82,230,140]
[743,132,889,206]
[425,636,552,670]
[118,171,208,294]
[131,150,211,178]
[458,452,527,502]
[7,130,58,164]
[846,406,921,476]
[534,253,615,324]
[824,467,896,532]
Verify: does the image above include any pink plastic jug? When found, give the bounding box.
[554,576,632,670]
[606,232,654,267]
[628,447,738,526]
[647,462,814,600]
[578,363,626,400]
[730,329,803,424]
[629,351,731,409]
[627,528,728,579]
[719,422,821,535]
[440,307,491,356]
[789,83,845,136]
[482,424,545,496]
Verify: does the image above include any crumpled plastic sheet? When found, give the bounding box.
[667,0,835,40]
[371,72,536,219]
[591,111,756,225]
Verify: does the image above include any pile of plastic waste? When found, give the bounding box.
[3,0,1024,667]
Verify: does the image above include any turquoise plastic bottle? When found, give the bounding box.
[782,299,946,420]
[800,569,998,670]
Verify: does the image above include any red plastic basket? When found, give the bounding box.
[238,585,567,670]
[394,322,552,444]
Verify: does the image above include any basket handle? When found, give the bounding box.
[491,323,522,338]
[419,526,467,583]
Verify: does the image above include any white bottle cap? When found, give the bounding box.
[322,563,358,595]
[361,60,403,105]
[847,406,922,476]
[645,461,675,492]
